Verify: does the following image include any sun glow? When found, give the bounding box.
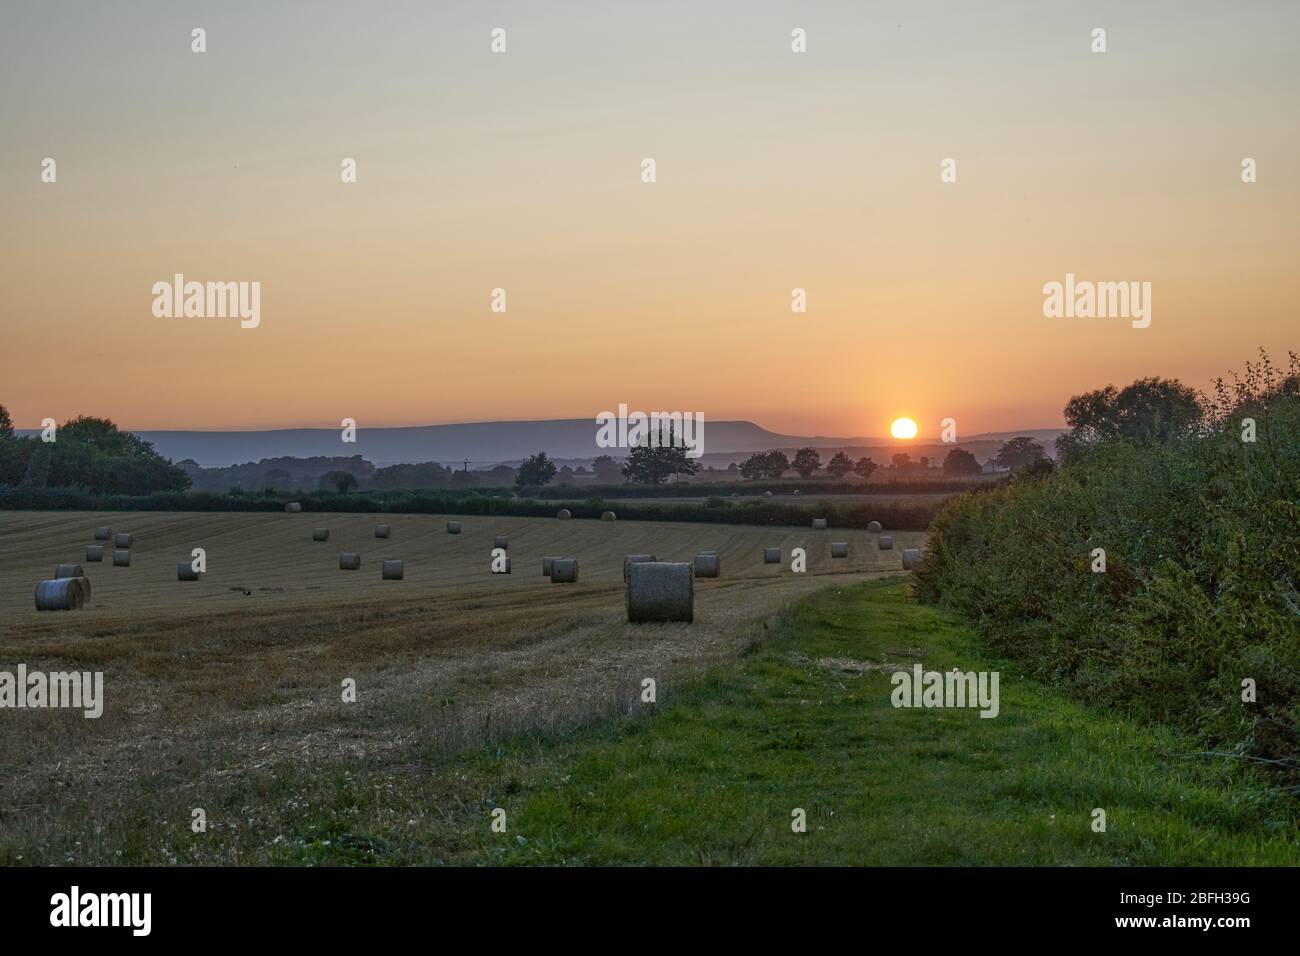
[890,417,918,440]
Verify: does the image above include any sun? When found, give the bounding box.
[890,417,918,440]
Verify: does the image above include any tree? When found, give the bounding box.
[739,452,765,479]
[21,443,51,488]
[791,447,821,478]
[591,454,623,481]
[261,467,293,492]
[1057,377,1203,463]
[853,456,878,480]
[515,451,557,488]
[942,447,982,475]
[995,437,1047,472]
[0,403,13,440]
[826,451,854,478]
[891,452,913,471]
[621,427,701,485]
[320,470,358,494]
[740,449,790,480]
[8,414,191,494]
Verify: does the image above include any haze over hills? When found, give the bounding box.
[17,420,1066,469]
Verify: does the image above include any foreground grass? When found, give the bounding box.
[6,580,1295,865]
[471,580,1296,865]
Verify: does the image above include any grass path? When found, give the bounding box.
[457,579,1297,865]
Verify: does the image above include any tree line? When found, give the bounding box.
[0,408,190,495]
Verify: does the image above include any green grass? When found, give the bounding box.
[470,580,1297,865]
[11,579,1295,866]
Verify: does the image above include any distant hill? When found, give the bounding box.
[19,420,1066,468]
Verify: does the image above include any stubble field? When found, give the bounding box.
[0,510,918,862]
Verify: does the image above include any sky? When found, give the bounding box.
[1,0,1297,438]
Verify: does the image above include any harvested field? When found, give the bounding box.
[0,510,920,863]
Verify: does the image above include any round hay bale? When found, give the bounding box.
[793,489,801,496]
[494,535,509,549]
[622,554,657,581]
[542,555,561,577]
[55,564,85,579]
[763,547,781,564]
[492,556,512,574]
[866,520,882,534]
[93,526,112,541]
[113,549,131,567]
[550,558,578,583]
[382,560,404,580]
[339,553,361,571]
[312,528,330,542]
[447,521,462,534]
[286,502,303,513]
[600,511,616,522]
[85,545,104,562]
[902,548,925,571]
[556,509,572,520]
[878,535,894,550]
[177,562,200,581]
[35,577,89,611]
[627,562,694,623]
[830,542,848,558]
[113,532,133,549]
[812,517,827,530]
[763,491,773,498]
[693,552,720,577]
[375,524,392,538]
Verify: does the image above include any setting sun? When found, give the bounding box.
[890,417,919,440]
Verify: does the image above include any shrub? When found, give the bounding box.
[917,383,1300,771]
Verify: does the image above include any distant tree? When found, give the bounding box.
[483,465,516,486]
[17,414,191,494]
[1057,377,1203,464]
[320,470,358,494]
[515,451,558,488]
[853,456,878,480]
[739,453,765,479]
[557,465,575,483]
[891,452,913,471]
[450,469,482,488]
[942,447,982,476]
[261,467,293,492]
[0,403,12,440]
[621,426,701,485]
[826,451,854,478]
[766,450,790,478]
[791,447,821,478]
[21,443,51,488]
[740,449,789,480]
[995,437,1048,472]
[370,462,452,490]
[591,454,623,482]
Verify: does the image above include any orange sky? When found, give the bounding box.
[2,1,1296,437]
